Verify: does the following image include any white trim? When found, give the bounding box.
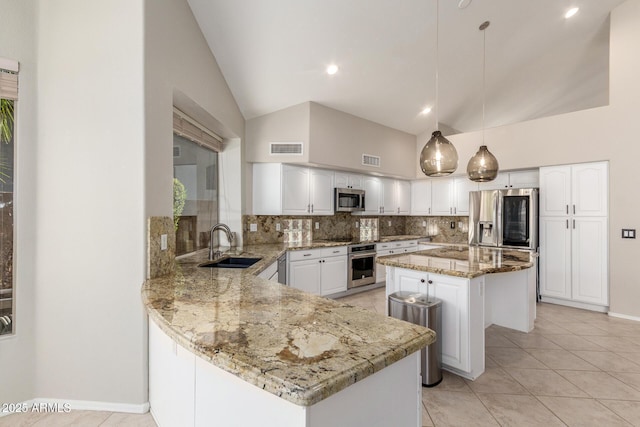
[539,296,608,313]
[0,57,19,73]
[0,399,149,418]
[608,312,640,322]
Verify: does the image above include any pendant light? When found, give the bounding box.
[420,0,458,177]
[467,21,499,182]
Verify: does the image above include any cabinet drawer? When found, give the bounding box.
[288,248,323,262]
[321,246,348,257]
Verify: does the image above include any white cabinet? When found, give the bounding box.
[257,261,278,282]
[335,172,364,190]
[539,162,608,309]
[388,268,484,378]
[540,162,607,217]
[479,170,539,190]
[288,247,348,296]
[430,178,477,216]
[253,164,334,216]
[410,180,432,215]
[375,240,418,283]
[361,177,411,215]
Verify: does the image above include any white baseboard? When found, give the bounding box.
[608,311,640,322]
[539,296,608,313]
[0,398,149,418]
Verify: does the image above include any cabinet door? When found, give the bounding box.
[539,217,572,299]
[539,166,571,217]
[380,179,397,215]
[428,274,470,372]
[334,172,349,189]
[572,162,608,217]
[335,172,363,189]
[282,165,310,215]
[362,176,382,214]
[320,256,348,296]
[478,172,509,190]
[453,178,477,216]
[348,174,364,190]
[508,170,539,189]
[411,180,432,215]
[431,179,453,215]
[309,168,334,215]
[572,217,608,305]
[393,268,429,294]
[376,249,396,283]
[396,181,411,215]
[288,259,321,295]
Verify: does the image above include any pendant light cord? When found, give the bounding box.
[480,21,489,145]
[435,0,440,132]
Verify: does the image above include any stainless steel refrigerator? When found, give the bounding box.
[468,188,539,251]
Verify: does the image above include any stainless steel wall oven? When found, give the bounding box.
[348,243,376,288]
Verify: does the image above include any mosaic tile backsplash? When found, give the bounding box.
[242,214,468,245]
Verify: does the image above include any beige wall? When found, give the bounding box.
[0,0,37,406]
[245,102,311,164]
[415,0,640,318]
[309,102,416,178]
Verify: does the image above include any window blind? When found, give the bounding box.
[173,109,222,152]
[0,57,19,100]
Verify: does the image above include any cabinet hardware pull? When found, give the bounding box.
[304,253,312,257]
[333,250,340,253]
[566,205,569,214]
[573,219,575,229]
[573,204,575,214]
[428,280,433,284]
[307,204,310,213]
[566,220,569,229]
[420,279,425,283]
[397,207,400,214]
[428,207,431,214]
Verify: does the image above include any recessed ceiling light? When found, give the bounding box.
[565,7,579,19]
[421,107,432,115]
[327,64,339,75]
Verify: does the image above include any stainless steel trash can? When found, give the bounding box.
[388,291,442,387]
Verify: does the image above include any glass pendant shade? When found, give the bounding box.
[467,145,499,182]
[420,131,459,177]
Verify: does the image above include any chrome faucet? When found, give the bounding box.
[209,223,235,260]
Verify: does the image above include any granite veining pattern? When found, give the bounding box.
[142,243,435,407]
[148,216,175,279]
[377,246,535,278]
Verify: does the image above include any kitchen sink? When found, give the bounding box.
[198,257,262,269]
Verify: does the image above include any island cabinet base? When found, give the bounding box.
[149,320,423,427]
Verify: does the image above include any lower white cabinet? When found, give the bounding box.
[375,240,418,283]
[387,267,484,380]
[288,247,348,296]
[540,216,608,308]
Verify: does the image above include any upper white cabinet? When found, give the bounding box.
[360,176,410,215]
[430,178,477,216]
[334,172,364,190]
[540,162,608,217]
[411,180,432,215]
[253,164,334,215]
[478,170,539,190]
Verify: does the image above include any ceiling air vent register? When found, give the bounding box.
[362,154,381,167]
[270,142,303,155]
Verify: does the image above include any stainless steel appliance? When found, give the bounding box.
[277,254,287,285]
[335,188,365,212]
[348,243,376,288]
[469,188,538,250]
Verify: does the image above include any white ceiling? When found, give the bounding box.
[187,0,625,136]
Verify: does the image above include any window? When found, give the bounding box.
[172,110,220,256]
[0,59,17,336]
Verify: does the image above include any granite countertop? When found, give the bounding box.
[142,243,435,407]
[377,246,536,279]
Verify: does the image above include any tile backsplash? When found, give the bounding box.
[242,213,468,245]
[148,216,176,279]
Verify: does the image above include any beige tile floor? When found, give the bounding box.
[3,287,640,426]
[339,287,640,427]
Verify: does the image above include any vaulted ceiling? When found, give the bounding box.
[187,0,625,136]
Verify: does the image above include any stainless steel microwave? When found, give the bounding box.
[335,188,365,212]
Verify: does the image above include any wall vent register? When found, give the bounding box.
[362,154,381,167]
[270,142,303,155]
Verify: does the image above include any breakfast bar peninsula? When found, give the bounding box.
[142,244,434,427]
[378,245,537,380]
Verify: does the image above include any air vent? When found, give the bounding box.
[362,154,381,167]
[173,146,181,157]
[270,142,303,155]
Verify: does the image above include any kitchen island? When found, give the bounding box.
[378,246,536,380]
[142,243,434,427]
